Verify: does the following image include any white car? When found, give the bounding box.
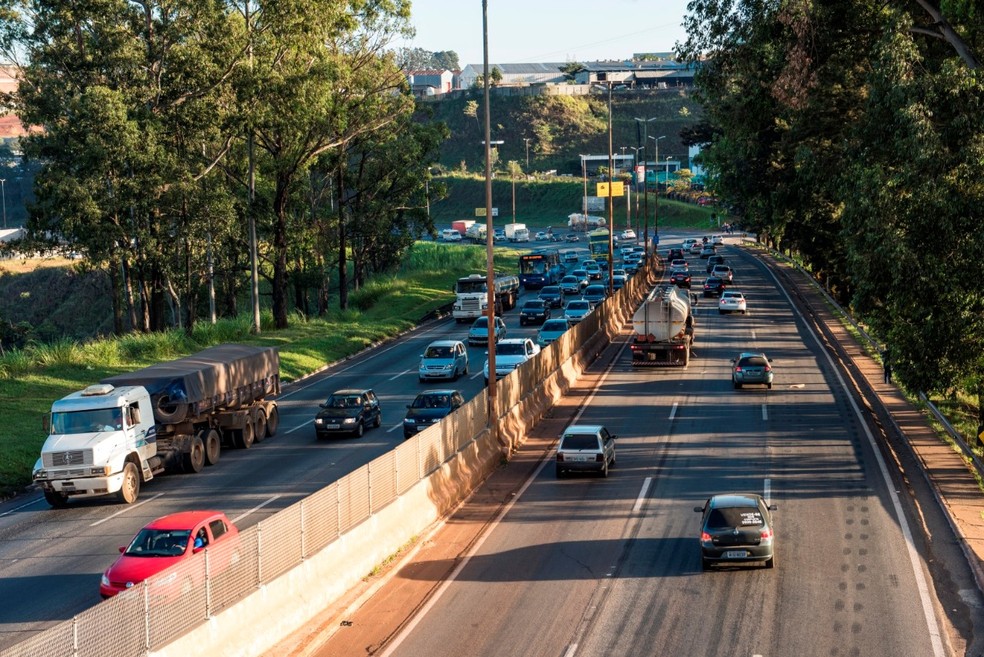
[555,424,617,478]
[483,338,541,384]
[620,229,637,241]
[719,290,747,314]
[535,231,549,241]
[564,299,592,324]
[689,241,703,254]
[712,234,725,246]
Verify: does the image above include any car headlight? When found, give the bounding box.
[342,417,357,424]
[315,418,323,425]
[101,573,110,587]
[33,469,47,480]
[404,418,415,425]
[90,466,111,476]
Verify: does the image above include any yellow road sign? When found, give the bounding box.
[595,182,625,197]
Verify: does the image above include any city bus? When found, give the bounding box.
[588,228,611,263]
[518,248,564,290]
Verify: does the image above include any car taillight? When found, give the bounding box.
[734,366,742,373]
[760,527,773,540]
[700,531,712,542]
[764,365,772,372]
[556,454,565,462]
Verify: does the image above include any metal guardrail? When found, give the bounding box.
[743,236,981,471]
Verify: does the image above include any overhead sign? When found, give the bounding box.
[595,182,625,197]
[474,207,499,217]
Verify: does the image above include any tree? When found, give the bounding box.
[560,62,585,82]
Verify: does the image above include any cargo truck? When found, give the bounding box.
[504,223,530,242]
[451,219,475,236]
[630,286,695,366]
[452,272,520,321]
[465,223,487,242]
[33,344,280,507]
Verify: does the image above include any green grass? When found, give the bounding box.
[429,174,729,234]
[0,241,532,499]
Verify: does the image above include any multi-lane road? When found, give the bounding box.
[2,234,981,657]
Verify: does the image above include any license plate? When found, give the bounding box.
[724,550,748,559]
[325,424,340,430]
[566,454,594,462]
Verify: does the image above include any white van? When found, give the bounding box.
[441,229,463,242]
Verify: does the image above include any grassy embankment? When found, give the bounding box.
[0,242,521,499]
[429,173,726,233]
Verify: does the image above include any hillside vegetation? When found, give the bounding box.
[421,89,700,176]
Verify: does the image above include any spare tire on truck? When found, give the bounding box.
[153,387,188,424]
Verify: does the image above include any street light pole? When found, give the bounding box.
[604,82,615,295]
[0,179,6,229]
[481,0,499,442]
[629,146,643,237]
[634,117,657,253]
[649,134,666,254]
[523,137,531,169]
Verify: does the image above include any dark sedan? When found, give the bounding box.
[519,299,551,325]
[314,389,382,439]
[669,269,691,288]
[694,493,777,570]
[538,285,565,308]
[702,276,726,297]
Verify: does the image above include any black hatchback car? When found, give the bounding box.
[694,493,777,570]
[519,299,551,325]
[314,389,381,439]
[403,389,465,439]
[669,269,692,288]
[702,276,726,297]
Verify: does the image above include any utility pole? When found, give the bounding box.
[523,137,531,169]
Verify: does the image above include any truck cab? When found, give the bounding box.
[34,384,156,507]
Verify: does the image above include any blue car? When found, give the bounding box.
[468,316,506,346]
[418,340,469,382]
[536,318,570,347]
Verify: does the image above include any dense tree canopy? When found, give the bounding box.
[680,0,984,419]
[0,0,442,333]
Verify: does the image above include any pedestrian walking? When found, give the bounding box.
[880,347,892,384]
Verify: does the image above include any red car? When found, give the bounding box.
[100,510,239,598]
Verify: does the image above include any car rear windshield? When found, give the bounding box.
[739,356,768,367]
[497,343,526,356]
[560,434,599,451]
[568,302,589,310]
[706,507,764,529]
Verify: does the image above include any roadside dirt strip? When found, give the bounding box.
[266,244,984,657]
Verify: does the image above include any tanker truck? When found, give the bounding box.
[630,285,695,366]
[33,344,280,507]
[452,272,520,321]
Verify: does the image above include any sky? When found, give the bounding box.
[400,0,693,66]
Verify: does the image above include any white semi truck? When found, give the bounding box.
[33,344,280,507]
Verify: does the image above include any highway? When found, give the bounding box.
[0,244,552,650]
[0,233,967,657]
[368,239,949,657]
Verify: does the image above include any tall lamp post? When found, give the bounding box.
[523,137,531,169]
[634,117,657,252]
[649,134,666,253]
[0,179,6,229]
[592,80,617,295]
[481,0,499,446]
[629,146,643,237]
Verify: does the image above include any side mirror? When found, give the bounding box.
[42,415,50,432]
[768,504,778,511]
[119,545,126,553]
[319,403,327,409]
[693,506,704,513]
[193,546,205,554]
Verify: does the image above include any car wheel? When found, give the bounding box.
[374,413,382,428]
[354,421,365,438]
[719,309,724,314]
[765,554,776,569]
[555,466,564,479]
[767,382,773,390]
[463,364,469,375]
[484,378,489,385]
[419,377,426,383]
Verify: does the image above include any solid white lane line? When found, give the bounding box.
[762,404,768,421]
[386,422,404,433]
[762,259,946,657]
[668,402,678,421]
[0,497,44,518]
[633,477,653,514]
[89,494,165,527]
[563,645,579,657]
[231,495,282,524]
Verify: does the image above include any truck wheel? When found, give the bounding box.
[265,406,279,437]
[183,435,205,473]
[44,489,69,508]
[204,429,221,466]
[117,462,140,504]
[235,421,255,449]
[253,410,267,444]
